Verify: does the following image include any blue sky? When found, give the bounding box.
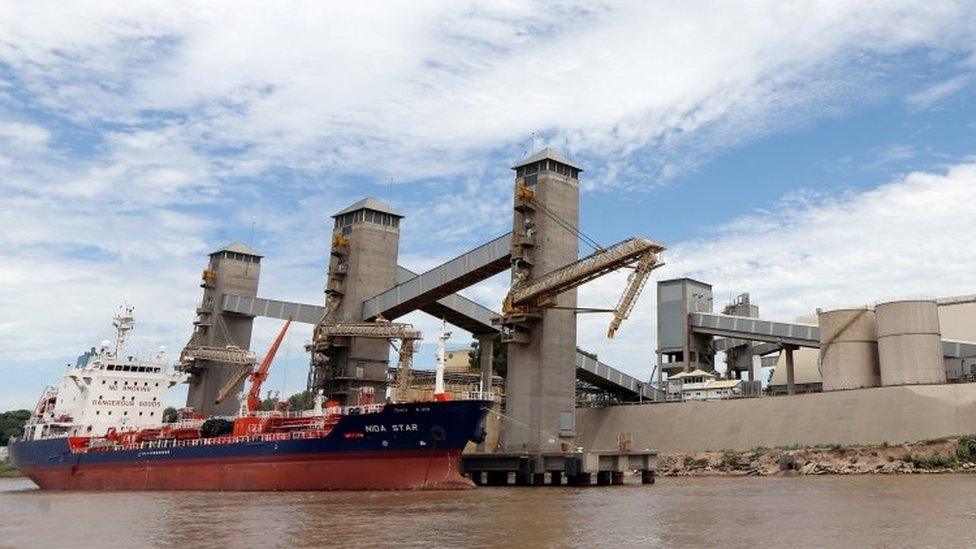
[2,2,976,409]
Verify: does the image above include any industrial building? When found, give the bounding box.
[177,147,976,477]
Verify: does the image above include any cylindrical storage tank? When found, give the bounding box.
[876,300,945,386]
[818,308,880,391]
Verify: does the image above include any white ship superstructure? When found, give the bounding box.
[24,306,184,440]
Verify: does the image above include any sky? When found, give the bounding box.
[2,1,976,409]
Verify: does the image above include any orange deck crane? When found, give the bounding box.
[214,318,292,414]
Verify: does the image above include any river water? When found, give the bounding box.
[2,475,975,548]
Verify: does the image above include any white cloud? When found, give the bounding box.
[2,2,976,181]
[907,74,972,107]
[0,120,50,146]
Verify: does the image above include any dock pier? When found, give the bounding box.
[461,450,656,487]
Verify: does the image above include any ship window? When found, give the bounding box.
[150,412,155,416]
[123,411,128,416]
[102,380,105,384]
[144,382,148,386]
[96,411,100,415]
[108,411,112,415]
[155,383,159,387]
[139,412,143,416]
[107,365,115,371]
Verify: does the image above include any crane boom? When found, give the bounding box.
[181,346,256,367]
[506,237,664,308]
[607,251,662,338]
[214,364,253,406]
[501,236,665,337]
[245,319,292,413]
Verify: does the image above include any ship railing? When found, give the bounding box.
[463,391,496,402]
[76,427,340,455]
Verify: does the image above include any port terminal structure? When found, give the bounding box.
[181,148,661,486]
[180,147,976,481]
[654,278,976,397]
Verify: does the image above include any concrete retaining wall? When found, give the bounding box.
[576,383,976,453]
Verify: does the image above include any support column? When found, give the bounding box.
[785,345,796,395]
[478,335,493,394]
[486,471,509,486]
[655,351,664,402]
[571,472,592,487]
[641,469,656,484]
[477,335,494,453]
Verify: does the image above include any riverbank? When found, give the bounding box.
[658,435,976,476]
[0,458,21,478]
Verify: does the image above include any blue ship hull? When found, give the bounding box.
[9,399,490,491]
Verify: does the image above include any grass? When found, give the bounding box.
[956,434,976,462]
[683,456,710,469]
[720,452,746,469]
[920,436,952,445]
[0,458,22,478]
[908,454,958,470]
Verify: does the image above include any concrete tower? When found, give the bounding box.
[655,278,715,392]
[311,197,402,404]
[504,148,581,453]
[185,242,261,415]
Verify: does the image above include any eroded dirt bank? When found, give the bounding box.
[658,435,976,476]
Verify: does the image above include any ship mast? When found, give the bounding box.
[435,320,451,397]
[112,304,135,357]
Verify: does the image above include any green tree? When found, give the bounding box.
[287,390,315,411]
[0,410,31,445]
[468,335,507,378]
[162,407,178,423]
[259,391,279,411]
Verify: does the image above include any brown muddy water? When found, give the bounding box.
[2,475,976,548]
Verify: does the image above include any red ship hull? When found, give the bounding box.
[19,449,472,491]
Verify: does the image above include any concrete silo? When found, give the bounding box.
[818,308,881,391]
[876,300,946,386]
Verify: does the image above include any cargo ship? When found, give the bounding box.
[8,308,490,491]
